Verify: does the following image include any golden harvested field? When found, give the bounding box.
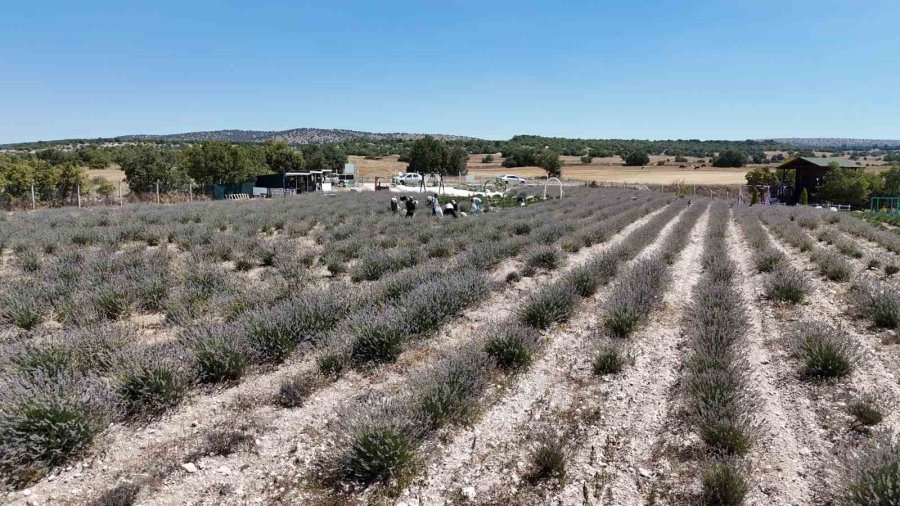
[349,154,751,185]
[86,165,130,193]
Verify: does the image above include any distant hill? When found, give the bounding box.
[120,128,477,144]
[770,138,900,149]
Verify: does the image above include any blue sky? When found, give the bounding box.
[1,0,898,143]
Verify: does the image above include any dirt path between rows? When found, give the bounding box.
[538,207,708,506]
[391,205,700,506]
[753,221,900,502]
[763,224,900,432]
[727,216,820,505]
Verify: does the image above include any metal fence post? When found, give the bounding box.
[30,180,35,210]
[156,180,160,204]
[118,181,123,206]
[77,183,82,208]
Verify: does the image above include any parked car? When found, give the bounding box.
[393,172,423,186]
[496,174,527,185]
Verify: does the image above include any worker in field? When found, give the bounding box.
[430,194,443,217]
[470,196,483,214]
[452,200,459,214]
[390,197,399,214]
[444,202,458,218]
[405,198,417,217]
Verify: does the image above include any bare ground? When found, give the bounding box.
[544,208,710,506]
[751,222,900,503]
[394,206,700,506]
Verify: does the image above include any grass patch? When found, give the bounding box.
[840,431,900,505]
[412,349,491,429]
[328,400,424,486]
[700,461,747,506]
[592,343,627,376]
[0,374,115,485]
[116,350,189,417]
[794,322,860,379]
[763,266,809,304]
[525,434,567,484]
[848,394,884,429]
[848,278,900,329]
[482,322,542,371]
[525,246,564,271]
[89,482,140,506]
[276,372,320,408]
[518,282,580,330]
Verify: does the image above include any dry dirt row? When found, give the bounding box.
[749,221,900,503]
[12,205,672,506]
[398,205,704,506]
[727,217,824,505]
[766,224,900,407]
[549,208,709,506]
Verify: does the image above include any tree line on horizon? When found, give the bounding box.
[0,141,349,208]
[3,134,900,209]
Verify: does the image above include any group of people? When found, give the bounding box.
[391,195,419,217]
[390,194,483,218]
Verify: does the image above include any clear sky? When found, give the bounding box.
[2,0,898,143]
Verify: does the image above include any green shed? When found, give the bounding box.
[212,182,255,200]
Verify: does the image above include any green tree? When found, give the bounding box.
[53,162,87,201]
[745,167,778,187]
[0,155,36,197]
[537,149,562,178]
[319,144,348,172]
[713,149,749,168]
[120,145,188,193]
[446,146,468,176]
[500,146,542,168]
[750,187,760,206]
[799,188,808,205]
[302,144,348,173]
[406,136,468,176]
[883,165,900,195]
[481,154,494,163]
[623,151,650,166]
[34,149,74,166]
[749,152,768,164]
[818,165,871,208]
[181,141,256,184]
[580,155,593,164]
[407,136,447,174]
[91,176,115,201]
[75,146,112,169]
[864,171,885,198]
[263,142,303,173]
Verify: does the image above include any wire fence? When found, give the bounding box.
[0,182,213,211]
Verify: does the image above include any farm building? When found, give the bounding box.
[255,170,334,196]
[777,157,861,204]
[212,171,337,199]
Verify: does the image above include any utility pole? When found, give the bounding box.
[156,180,160,204]
[30,180,35,210]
